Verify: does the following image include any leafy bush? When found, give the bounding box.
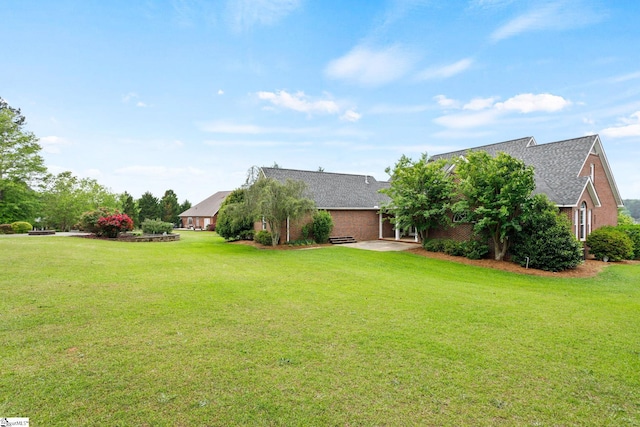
[510,195,584,272]
[141,218,174,235]
[254,230,273,246]
[463,239,489,260]
[78,207,114,233]
[11,221,32,234]
[301,222,313,241]
[443,239,465,256]
[312,210,334,244]
[586,227,633,262]
[423,238,446,252]
[96,214,134,238]
[238,229,255,240]
[616,224,640,259]
[215,198,254,241]
[0,224,15,234]
[207,224,216,232]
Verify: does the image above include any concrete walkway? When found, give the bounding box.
[339,240,420,252]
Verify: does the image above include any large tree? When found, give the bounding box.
[40,171,118,231]
[0,98,47,223]
[454,151,535,261]
[160,189,181,226]
[216,188,254,240]
[381,153,455,241]
[138,191,161,223]
[246,177,316,245]
[119,191,139,227]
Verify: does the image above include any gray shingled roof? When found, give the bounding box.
[261,167,390,209]
[431,135,600,206]
[179,190,232,217]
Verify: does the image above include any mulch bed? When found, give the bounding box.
[231,239,638,278]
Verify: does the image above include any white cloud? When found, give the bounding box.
[490,1,603,42]
[217,89,224,95]
[257,90,340,115]
[122,92,138,103]
[463,97,498,111]
[601,111,640,138]
[433,95,460,109]
[434,92,571,129]
[227,0,301,32]
[40,136,71,154]
[136,102,147,108]
[494,93,571,113]
[417,58,473,80]
[325,45,417,86]
[340,110,362,122]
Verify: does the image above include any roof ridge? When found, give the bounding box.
[262,167,379,180]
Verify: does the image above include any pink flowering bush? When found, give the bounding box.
[96,213,134,238]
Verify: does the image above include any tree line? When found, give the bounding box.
[0,97,191,231]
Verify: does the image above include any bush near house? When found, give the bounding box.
[586,227,633,262]
[0,224,15,234]
[510,195,583,272]
[10,221,32,234]
[423,238,489,260]
[254,230,272,246]
[312,210,334,244]
[615,224,640,259]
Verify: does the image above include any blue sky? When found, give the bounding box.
[2,0,640,204]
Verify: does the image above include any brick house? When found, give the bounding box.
[258,167,396,242]
[179,190,231,230]
[429,135,624,243]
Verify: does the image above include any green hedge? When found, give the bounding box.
[141,219,174,235]
[254,230,272,246]
[586,227,633,262]
[11,221,32,234]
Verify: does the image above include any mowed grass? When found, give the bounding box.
[1,232,639,426]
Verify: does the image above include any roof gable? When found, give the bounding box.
[431,135,622,207]
[260,167,390,209]
[179,190,232,217]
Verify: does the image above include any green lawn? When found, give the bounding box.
[1,231,639,426]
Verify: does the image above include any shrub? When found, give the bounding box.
[510,195,584,272]
[616,225,640,259]
[312,211,334,244]
[11,221,32,234]
[96,214,134,238]
[78,207,115,233]
[0,224,14,234]
[443,239,465,256]
[254,230,273,246]
[463,239,489,260]
[141,218,174,235]
[207,224,216,232]
[423,238,446,252]
[586,227,633,262]
[301,222,313,241]
[238,229,255,240]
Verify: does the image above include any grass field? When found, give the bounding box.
[1,231,639,426]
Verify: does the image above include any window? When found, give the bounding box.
[453,211,469,223]
[590,164,595,182]
[579,202,587,241]
[262,216,267,230]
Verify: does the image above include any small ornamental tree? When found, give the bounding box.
[96,213,134,238]
[381,154,455,241]
[454,151,535,261]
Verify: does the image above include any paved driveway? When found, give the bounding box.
[340,240,420,252]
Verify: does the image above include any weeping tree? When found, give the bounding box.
[246,177,315,246]
[381,153,455,241]
[454,151,535,261]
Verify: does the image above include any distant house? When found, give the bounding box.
[179,191,231,230]
[258,167,395,242]
[430,135,623,242]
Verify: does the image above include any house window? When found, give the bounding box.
[579,202,587,241]
[453,211,469,223]
[262,216,267,230]
[590,164,595,182]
